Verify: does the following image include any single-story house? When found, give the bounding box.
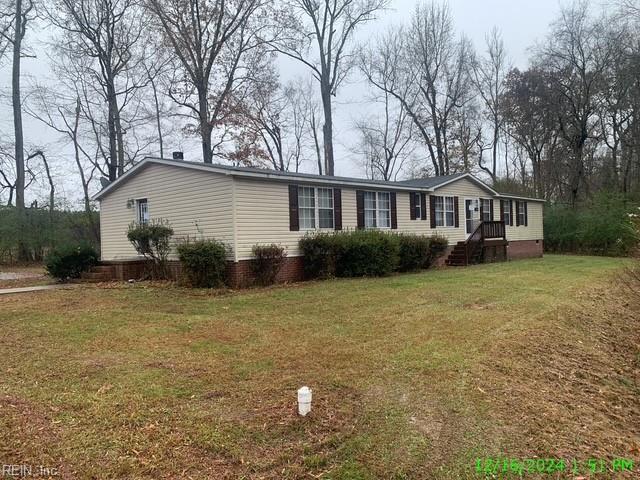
[92,157,544,285]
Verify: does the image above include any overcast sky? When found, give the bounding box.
[0,0,569,207]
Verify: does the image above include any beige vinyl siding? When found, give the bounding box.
[428,177,495,243]
[99,163,233,260]
[502,200,544,241]
[234,177,359,259]
[233,175,544,259]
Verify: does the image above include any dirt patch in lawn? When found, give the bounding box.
[476,284,640,477]
[0,266,48,288]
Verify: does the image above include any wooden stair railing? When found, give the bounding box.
[447,221,506,267]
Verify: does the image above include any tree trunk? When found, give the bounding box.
[115,105,125,177]
[12,0,29,262]
[311,110,323,175]
[320,80,334,175]
[199,86,213,163]
[13,0,25,213]
[106,81,119,181]
[150,76,164,158]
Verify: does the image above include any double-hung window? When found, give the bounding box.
[435,196,455,227]
[298,186,334,230]
[481,199,492,222]
[517,201,527,226]
[502,201,512,226]
[136,199,149,224]
[364,191,391,229]
[414,192,422,219]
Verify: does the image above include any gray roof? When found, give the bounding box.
[93,157,545,202]
[394,173,467,189]
[157,158,404,188]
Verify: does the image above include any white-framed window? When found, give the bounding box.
[414,192,422,219]
[364,191,391,229]
[481,198,492,222]
[435,196,455,227]
[502,201,511,226]
[136,199,149,224]
[517,201,527,226]
[298,186,334,230]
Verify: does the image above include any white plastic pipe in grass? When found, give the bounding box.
[297,386,312,416]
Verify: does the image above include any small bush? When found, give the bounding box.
[45,244,98,281]
[177,239,227,288]
[397,234,432,272]
[299,232,337,279]
[127,220,174,279]
[428,234,449,264]
[251,244,287,286]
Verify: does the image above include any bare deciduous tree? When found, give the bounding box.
[48,0,147,180]
[471,27,509,182]
[146,0,272,164]
[274,0,389,175]
[360,2,473,177]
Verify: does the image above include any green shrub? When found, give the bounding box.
[397,234,432,272]
[544,194,638,256]
[300,230,400,278]
[127,220,174,279]
[299,232,337,279]
[428,234,449,264]
[177,239,227,288]
[251,244,287,286]
[45,244,98,281]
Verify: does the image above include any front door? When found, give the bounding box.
[465,198,480,236]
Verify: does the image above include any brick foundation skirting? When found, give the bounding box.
[507,240,544,260]
[99,256,305,288]
[98,242,541,286]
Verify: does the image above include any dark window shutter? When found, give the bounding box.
[421,193,427,221]
[334,188,342,230]
[454,196,459,228]
[515,201,520,226]
[500,200,504,223]
[288,185,299,231]
[480,199,485,220]
[356,190,365,229]
[429,195,437,228]
[390,192,398,229]
[490,199,494,220]
[510,200,514,226]
[410,192,416,220]
[524,201,528,226]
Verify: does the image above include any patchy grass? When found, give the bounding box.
[0,255,638,479]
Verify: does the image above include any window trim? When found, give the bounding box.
[481,198,492,222]
[364,191,392,229]
[502,201,512,226]
[298,186,335,231]
[435,195,456,228]
[136,198,149,225]
[414,192,422,220]
[517,201,527,227]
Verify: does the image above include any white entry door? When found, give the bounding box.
[465,198,480,237]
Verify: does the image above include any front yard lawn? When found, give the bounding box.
[1,255,638,479]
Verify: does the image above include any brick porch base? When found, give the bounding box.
[507,240,544,260]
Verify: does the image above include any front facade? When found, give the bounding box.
[94,158,544,284]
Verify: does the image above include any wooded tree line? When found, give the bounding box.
[1,0,639,233]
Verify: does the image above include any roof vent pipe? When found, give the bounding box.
[172,151,184,160]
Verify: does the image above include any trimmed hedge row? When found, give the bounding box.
[299,230,448,279]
